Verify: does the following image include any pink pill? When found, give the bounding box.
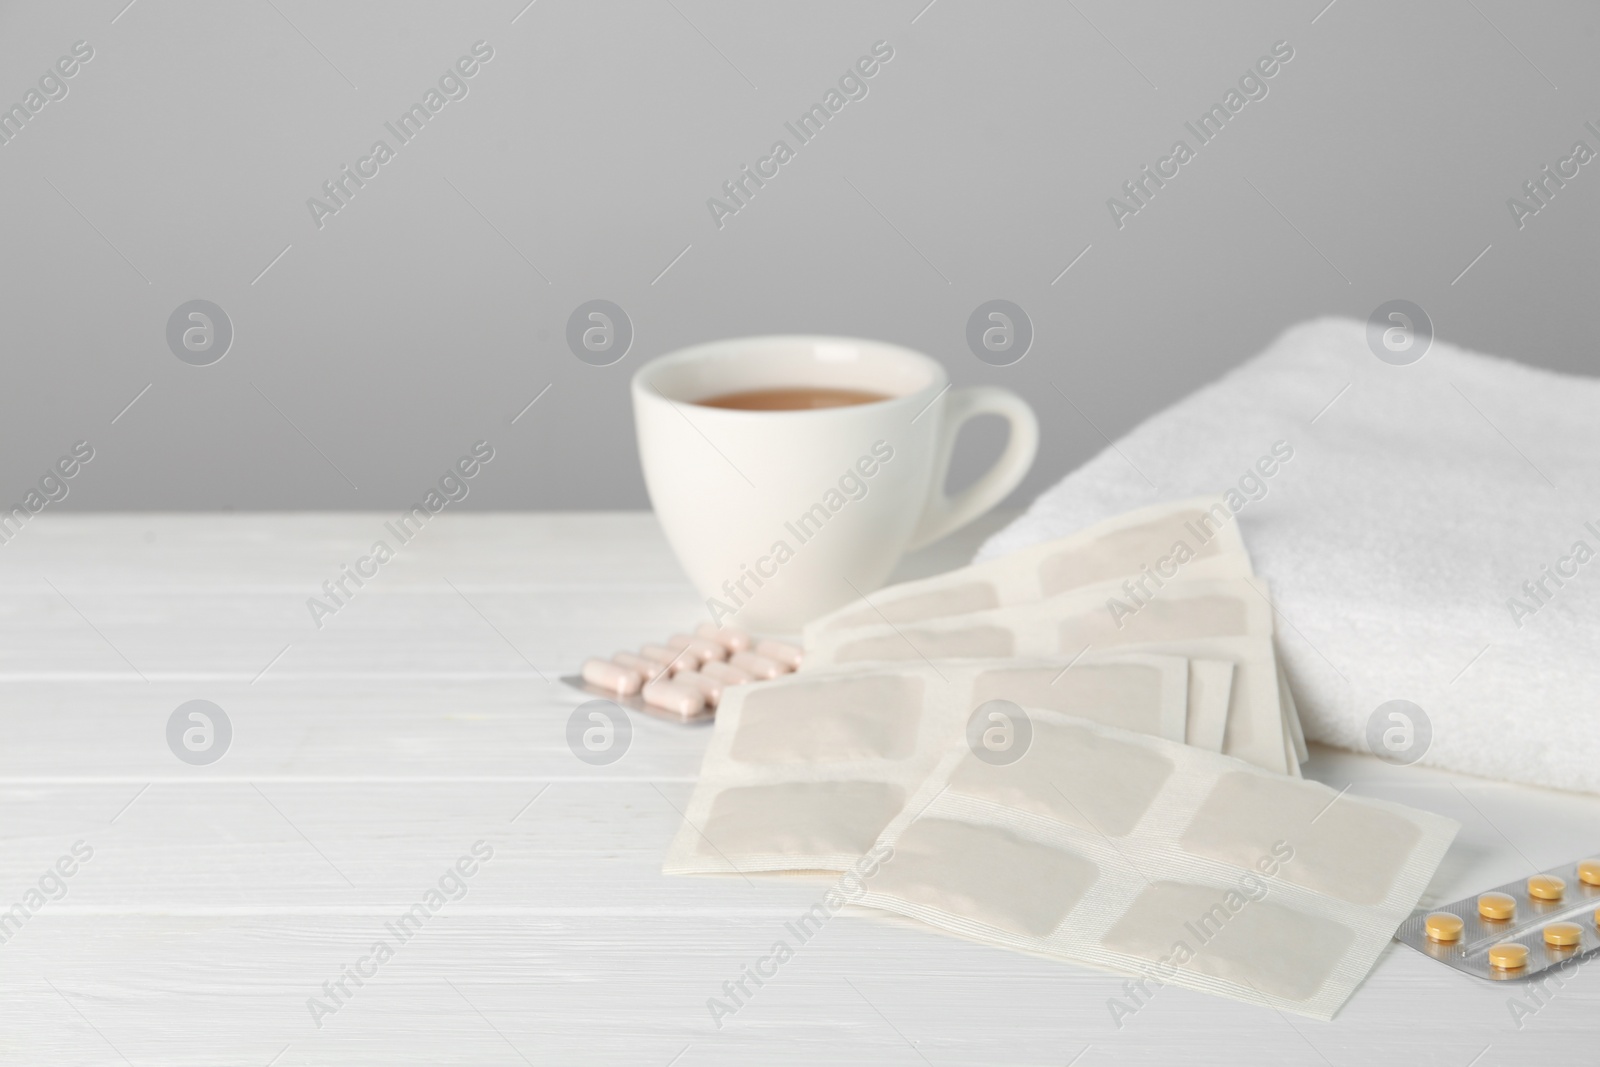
[730,651,783,680]
[697,622,753,653]
[670,634,728,662]
[614,651,667,682]
[640,644,697,670]
[582,658,642,695]
[642,679,706,717]
[755,639,803,671]
[672,670,724,708]
[701,661,754,686]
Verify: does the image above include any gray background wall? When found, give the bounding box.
[2,0,1595,511]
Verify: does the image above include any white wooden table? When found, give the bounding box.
[2,512,1596,1065]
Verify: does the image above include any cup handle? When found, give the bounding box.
[905,386,1039,551]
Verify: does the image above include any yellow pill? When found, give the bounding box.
[1488,942,1529,970]
[1544,922,1583,947]
[1424,912,1464,942]
[1479,892,1517,920]
[1529,874,1566,901]
[1578,859,1600,886]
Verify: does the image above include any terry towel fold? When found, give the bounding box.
[980,317,1600,793]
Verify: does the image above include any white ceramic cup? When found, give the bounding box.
[631,336,1038,631]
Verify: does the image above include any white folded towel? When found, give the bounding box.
[980,317,1600,793]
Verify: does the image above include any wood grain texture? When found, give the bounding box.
[1,512,1594,1065]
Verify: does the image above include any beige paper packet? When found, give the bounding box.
[802,578,1292,775]
[854,709,1459,1021]
[804,496,1254,642]
[663,654,1208,877]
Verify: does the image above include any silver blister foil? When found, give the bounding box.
[1395,857,1600,981]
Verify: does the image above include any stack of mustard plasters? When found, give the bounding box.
[663,497,1459,1020]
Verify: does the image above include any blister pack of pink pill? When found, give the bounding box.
[561,622,803,723]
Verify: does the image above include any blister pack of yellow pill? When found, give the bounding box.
[1394,858,1600,981]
